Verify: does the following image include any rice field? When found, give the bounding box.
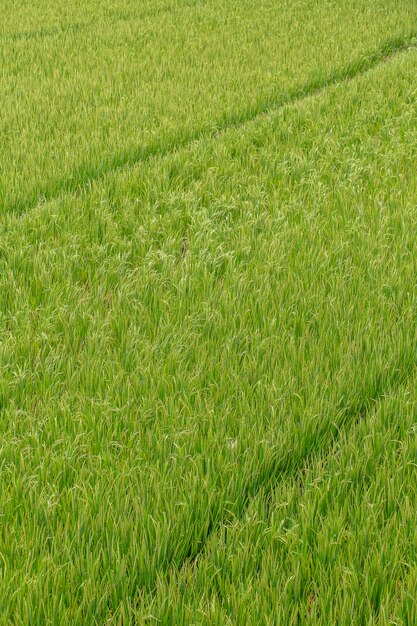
[1,1,417,624]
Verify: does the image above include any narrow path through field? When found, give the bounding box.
[3,33,416,217]
[140,370,417,622]
[0,22,87,43]
[143,346,416,597]
[0,0,202,44]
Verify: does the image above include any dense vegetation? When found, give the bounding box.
[1,1,417,623]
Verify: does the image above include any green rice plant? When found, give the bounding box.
[0,36,417,622]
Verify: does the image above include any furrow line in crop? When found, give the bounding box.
[143,370,417,622]
[148,367,416,610]
[158,348,417,594]
[176,360,413,572]
[3,32,416,217]
[0,21,88,43]
[135,346,416,596]
[0,0,203,45]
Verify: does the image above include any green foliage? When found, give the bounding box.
[1,1,417,623]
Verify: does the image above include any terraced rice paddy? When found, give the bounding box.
[1,1,417,623]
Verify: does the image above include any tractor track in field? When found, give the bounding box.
[139,352,417,609]
[2,32,417,218]
[0,21,88,43]
[0,0,203,45]
[176,360,413,570]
